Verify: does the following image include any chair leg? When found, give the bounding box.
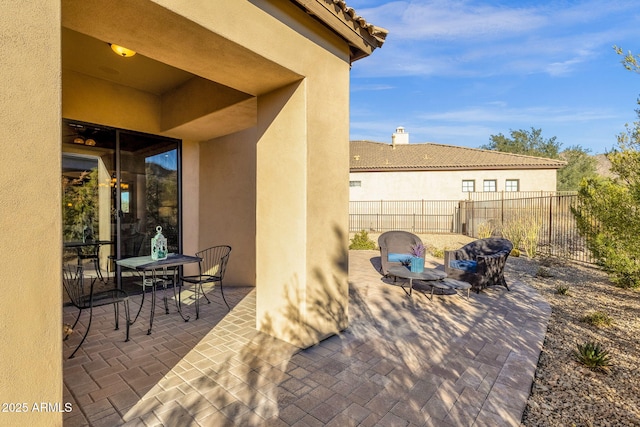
[194,281,200,320]
[93,258,104,282]
[123,300,130,342]
[67,309,83,340]
[113,302,120,331]
[69,306,93,359]
[200,283,211,304]
[220,281,230,310]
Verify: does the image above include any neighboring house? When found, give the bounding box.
[1,1,385,424]
[350,128,566,202]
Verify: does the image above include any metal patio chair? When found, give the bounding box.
[179,245,231,319]
[62,264,131,359]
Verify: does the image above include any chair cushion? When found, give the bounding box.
[449,259,478,273]
[388,253,412,263]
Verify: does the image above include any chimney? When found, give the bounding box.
[391,126,409,148]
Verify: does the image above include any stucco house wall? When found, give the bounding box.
[350,169,559,201]
[1,1,385,425]
[349,140,566,203]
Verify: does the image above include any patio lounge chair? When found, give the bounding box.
[444,238,513,293]
[378,231,423,276]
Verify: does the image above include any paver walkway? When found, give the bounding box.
[63,250,550,426]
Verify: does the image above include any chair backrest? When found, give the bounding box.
[378,231,423,255]
[196,245,232,279]
[459,238,513,259]
[62,264,91,309]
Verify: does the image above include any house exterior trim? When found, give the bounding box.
[291,0,388,61]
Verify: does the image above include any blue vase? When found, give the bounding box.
[410,256,424,273]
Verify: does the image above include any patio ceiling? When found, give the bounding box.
[61,0,303,141]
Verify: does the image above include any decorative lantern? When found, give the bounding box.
[151,226,167,260]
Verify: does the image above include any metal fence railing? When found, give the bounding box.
[349,200,462,234]
[349,192,594,263]
[464,194,593,263]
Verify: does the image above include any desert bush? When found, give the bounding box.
[522,214,543,258]
[581,310,613,327]
[501,216,525,251]
[555,285,570,295]
[476,222,494,239]
[535,266,553,278]
[349,230,376,250]
[572,101,640,288]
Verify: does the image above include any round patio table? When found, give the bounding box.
[387,265,447,299]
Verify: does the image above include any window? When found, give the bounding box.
[483,180,497,192]
[349,180,361,187]
[505,179,519,192]
[462,180,475,192]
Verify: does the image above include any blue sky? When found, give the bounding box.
[348,0,640,154]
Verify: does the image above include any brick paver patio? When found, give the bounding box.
[63,250,550,426]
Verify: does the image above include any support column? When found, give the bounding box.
[255,78,349,348]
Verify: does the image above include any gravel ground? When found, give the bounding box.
[356,233,640,426]
[507,255,640,427]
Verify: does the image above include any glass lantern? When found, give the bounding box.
[151,226,168,260]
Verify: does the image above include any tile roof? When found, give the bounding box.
[290,1,388,61]
[350,140,567,171]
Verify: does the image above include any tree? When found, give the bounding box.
[614,45,640,73]
[481,127,596,191]
[482,127,560,158]
[573,52,640,288]
[557,146,598,191]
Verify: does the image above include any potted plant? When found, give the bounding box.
[409,243,425,273]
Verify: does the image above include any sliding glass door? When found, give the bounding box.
[62,120,181,283]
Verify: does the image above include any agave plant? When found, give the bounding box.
[573,341,612,373]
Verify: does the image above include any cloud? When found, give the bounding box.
[349,0,640,79]
[350,83,395,92]
[417,104,619,127]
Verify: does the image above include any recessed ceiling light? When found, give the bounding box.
[110,44,136,58]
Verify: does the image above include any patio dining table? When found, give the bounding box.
[64,240,114,282]
[116,254,200,334]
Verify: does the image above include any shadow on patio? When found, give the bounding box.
[63,250,549,426]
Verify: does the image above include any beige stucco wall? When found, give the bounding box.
[2,1,357,422]
[350,169,559,201]
[0,2,63,426]
[197,128,258,287]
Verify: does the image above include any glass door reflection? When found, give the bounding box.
[62,120,181,288]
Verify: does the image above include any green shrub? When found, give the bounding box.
[349,230,376,250]
[555,285,570,295]
[573,342,612,373]
[581,311,613,327]
[573,167,640,289]
[430,247,446,259]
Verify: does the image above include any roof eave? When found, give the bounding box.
[351,165,566,172]
[290,0,388,62]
